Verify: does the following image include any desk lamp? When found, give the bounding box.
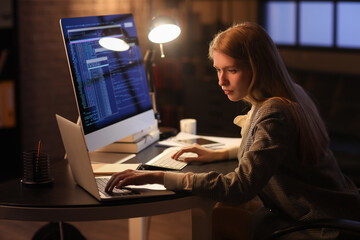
[144,16,181,122]
[98,16,181,125]
[147,15,181,58]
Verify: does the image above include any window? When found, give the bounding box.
[265,1,297,45]
[299,1,333,47]
[262,1,360,50]
[337,2,360,48]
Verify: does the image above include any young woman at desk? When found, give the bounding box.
[106,22,360,239]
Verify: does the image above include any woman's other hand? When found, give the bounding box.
[172,144,229,163]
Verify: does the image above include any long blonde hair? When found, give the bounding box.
[209,22,329,165]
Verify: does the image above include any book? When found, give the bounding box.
[0,80,16,128]
[0,49,8,73]
[95,129,160,153]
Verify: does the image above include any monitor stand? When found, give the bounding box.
[73,115,159,155]
[94,121,159,154]
[79,116,159,154]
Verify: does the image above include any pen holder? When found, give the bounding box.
[21,150,53,186]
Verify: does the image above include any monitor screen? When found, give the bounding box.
[60,14,155,152]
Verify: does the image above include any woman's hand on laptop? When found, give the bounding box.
[105,170,164,193]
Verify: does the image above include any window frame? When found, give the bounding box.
[258,0,360,52]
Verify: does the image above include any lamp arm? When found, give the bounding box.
[144,49,160,122]
[144,49,154,91]
[159,43,165,58]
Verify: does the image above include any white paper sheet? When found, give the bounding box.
[158,132,241,150]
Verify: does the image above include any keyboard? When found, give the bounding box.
[145,147,198,170]
[96,177,137,196]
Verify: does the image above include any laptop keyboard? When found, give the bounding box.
[96,177,138,196]
[145,147,197,170]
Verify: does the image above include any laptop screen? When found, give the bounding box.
[60,14,155,151]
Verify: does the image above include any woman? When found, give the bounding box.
[106,22,360,239]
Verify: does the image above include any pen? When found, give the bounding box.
[36,140,41,177]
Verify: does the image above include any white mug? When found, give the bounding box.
[180,119,197,134]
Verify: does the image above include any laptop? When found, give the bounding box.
[56,114,175,201]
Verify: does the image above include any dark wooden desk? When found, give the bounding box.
[0,143,237,240]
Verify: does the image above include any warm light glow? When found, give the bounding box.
[99,37,130,51]
[148,24,181,44]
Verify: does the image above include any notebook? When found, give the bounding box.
[55,114,175,201]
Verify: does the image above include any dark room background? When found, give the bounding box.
[0,0,359,183]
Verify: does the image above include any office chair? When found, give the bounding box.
[265,188,360,240]
[265,218,360,240]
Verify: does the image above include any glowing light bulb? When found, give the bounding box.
[148,24,181,44]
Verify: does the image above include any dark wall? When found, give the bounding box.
[2,0,358,182]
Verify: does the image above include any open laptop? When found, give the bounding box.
[56,114,175,201]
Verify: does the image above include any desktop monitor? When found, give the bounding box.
[60,14,155,152]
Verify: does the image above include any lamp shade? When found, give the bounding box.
[148,16,181,44]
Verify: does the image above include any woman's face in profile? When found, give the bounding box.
[212,51,252,102]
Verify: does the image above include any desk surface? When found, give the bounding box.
[0,143,237,221]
